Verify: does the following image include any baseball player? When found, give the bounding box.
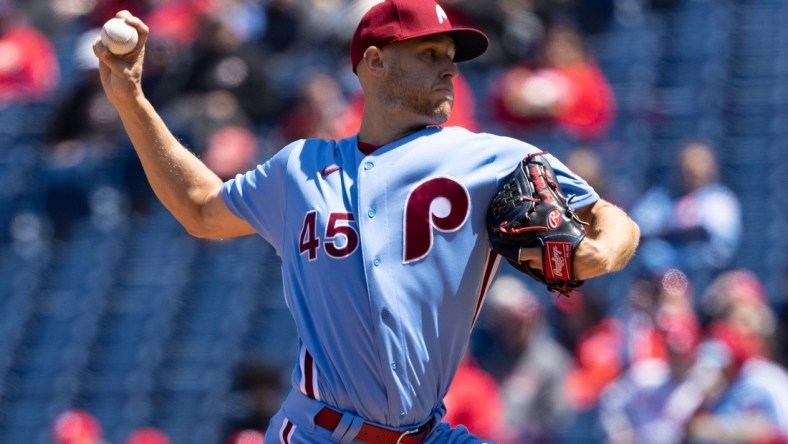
[93,1,640,443]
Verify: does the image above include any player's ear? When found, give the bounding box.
[362,47,386,77]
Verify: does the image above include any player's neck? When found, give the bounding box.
[358,109,430,146]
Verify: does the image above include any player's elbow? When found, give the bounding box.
[183,223,221,240]
[179,187,251,239]
[181,202,254,240]
[180,213,235,240]
[175,213,216,239]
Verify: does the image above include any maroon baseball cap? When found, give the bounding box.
[350,0,489,73]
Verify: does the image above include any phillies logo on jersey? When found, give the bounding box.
[403,176,470,264]
[547,208,562,230]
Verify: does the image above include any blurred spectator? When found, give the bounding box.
[472,274,573,443]
[564,146,636,208]
[52,409,105,444]
[84,0,148,29]
[701,269,778,358]
[630,140,742,294]
[259,0,301,53]
[442,353,506,442]
[556,290,625,412]
[174,9,282,124]
[276,71,358,143]
[541,289,625,443]
[0,1,60,107]
[203,125,260,180]
[486,21,616,142]
[125,427,171,444]
[143,0,209,47]
[600,268,701,443]
[46,28,120,144]
[447,0,613,66]
[139,12,198,108]
[295,0,381,49]
[227,429,265,444]
[43,28,129,236]
[488,0,545,63]
[625,269,697,365]
[163,89,253,156]
[779,270,788,369]
[684,322,788,443]
[602,317,788,444]
[599,307,702,444]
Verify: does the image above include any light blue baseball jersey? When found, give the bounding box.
[222,126,598,436]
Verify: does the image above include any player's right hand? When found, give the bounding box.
[92,11,149,106]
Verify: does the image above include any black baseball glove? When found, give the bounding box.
[487,152,588,296]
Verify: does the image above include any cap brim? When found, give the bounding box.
[444,28,489,63]
[389,27,489,64]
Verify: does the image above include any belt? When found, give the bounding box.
[314,407,435,444]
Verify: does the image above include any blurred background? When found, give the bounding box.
[0,0,787,443]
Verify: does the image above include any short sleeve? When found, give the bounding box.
[221,141,300,252]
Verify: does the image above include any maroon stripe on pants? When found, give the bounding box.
[304,349,316,399]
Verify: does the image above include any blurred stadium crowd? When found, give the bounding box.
[0,0,787,443]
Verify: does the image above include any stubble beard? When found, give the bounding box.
[381,64,453,125]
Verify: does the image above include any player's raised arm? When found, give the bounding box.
[92,11,254,239]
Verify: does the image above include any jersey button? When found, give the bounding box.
[381,309,389,319]
[400,412,406,418]
[367,209,376,218]
[364,162,374,170]
[373,258,381,267]
[390,362,398,371]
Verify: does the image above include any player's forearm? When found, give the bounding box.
[116,96,224,235]
[575,200,640,279]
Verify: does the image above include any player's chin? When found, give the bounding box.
[429,101,453,124]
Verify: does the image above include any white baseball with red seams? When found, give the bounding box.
[100,18,138,55]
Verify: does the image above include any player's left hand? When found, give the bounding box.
[487,153,587,296]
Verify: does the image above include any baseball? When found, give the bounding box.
[100,18,139,55]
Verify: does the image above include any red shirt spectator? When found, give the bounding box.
[52,409,104,444]
[227,429,265,444]
[443,354,506,441]
[487,23,615,141]
[125,427,172,444]
[0,16,60,106]
[556,291,625,411]
[279,72,359,143]
[564,317,625,410]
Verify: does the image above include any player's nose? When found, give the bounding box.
[439,59,458,79]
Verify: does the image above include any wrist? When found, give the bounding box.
[114,93,152,121]
[574,237,611,279]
